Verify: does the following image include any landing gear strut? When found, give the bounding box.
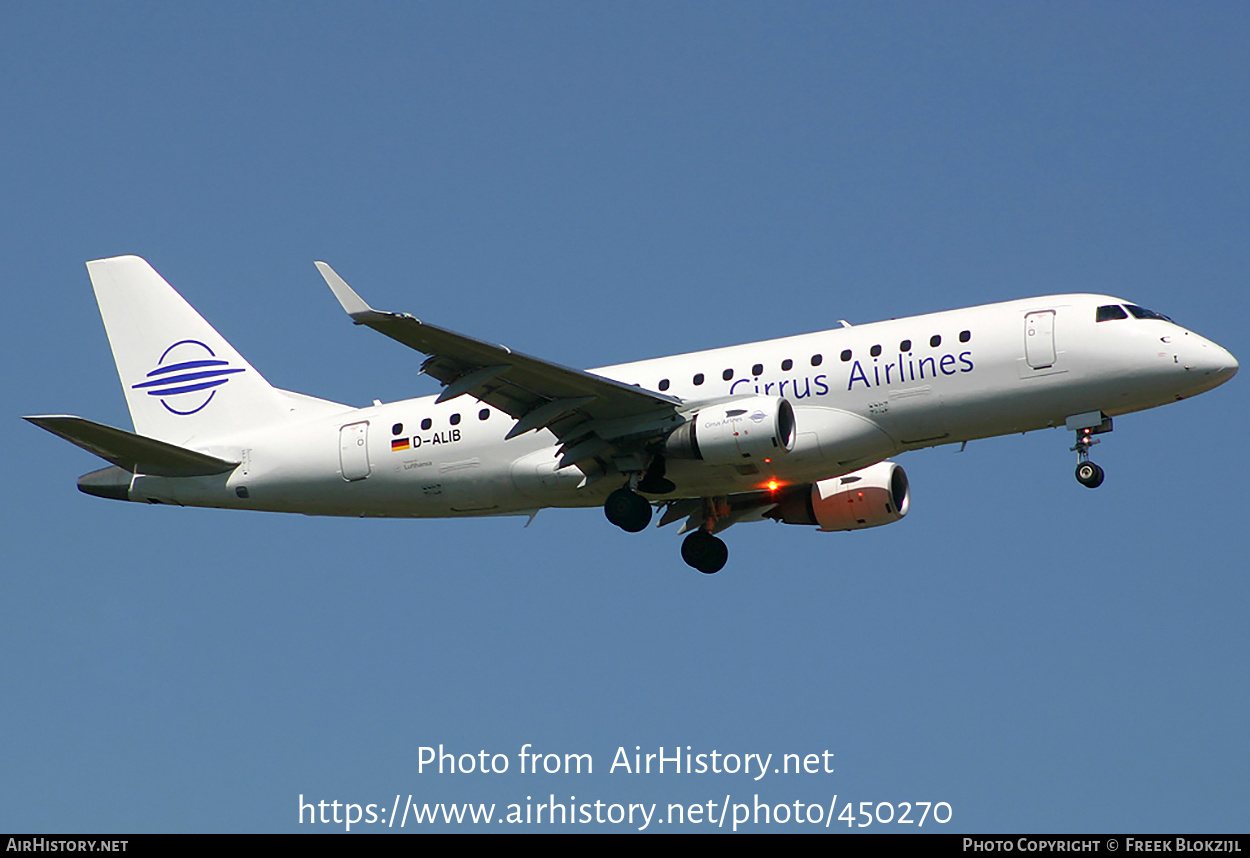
[604,487,652,532]
[681,530,728,574]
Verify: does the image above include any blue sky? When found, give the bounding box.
[2,3,1247,832]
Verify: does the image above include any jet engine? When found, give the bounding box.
[664,396,796,465]
[766,461,910,531]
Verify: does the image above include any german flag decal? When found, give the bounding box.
[391,437,411,452]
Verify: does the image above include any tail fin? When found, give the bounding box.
[87,255,290,445]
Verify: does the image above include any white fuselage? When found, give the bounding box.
[126,293,1237,517]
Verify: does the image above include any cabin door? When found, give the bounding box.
[339,421,371,481]
[1024,311,1056,369]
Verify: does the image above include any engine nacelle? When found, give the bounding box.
[767,461,910,531]
[664,396,796,465]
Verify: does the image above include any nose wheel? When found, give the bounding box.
[1075,460,1105,488]
[1071,425,1107,489]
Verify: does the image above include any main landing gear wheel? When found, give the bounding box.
[681,531,729,574]
[1075,461,1105,489]
[604,488,652,532]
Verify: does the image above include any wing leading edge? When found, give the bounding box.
[315,263,685,472]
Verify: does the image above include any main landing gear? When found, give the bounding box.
[677,497,731,574]
[681,530,729,575]
[603,454,674,533]
[603,476,730,574]
[604,487,652,532]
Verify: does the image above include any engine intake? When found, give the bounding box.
[767,461,910,531]
[664,396,796,465]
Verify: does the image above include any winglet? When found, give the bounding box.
[315,261,374,317]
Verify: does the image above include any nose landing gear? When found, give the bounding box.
[1068,413,1112,489]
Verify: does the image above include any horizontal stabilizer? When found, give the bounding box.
[25,415,238,477]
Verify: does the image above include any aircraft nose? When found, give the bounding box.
[1180,333,1238,385]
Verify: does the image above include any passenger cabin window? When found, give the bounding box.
[722,368,734,381]
[693,373,705,386]
[781,359,793,371]
[391,423,403,435]
[449,413,461,426]
[658,378,670,391]
[752,363,763,376]
[1097,305,1129,322]
[960,330,971,343]
[478,409,490,421]
[420,418,432,431]
[840,349,852,362]
[1126,304,1172,322]
[930,335,942,347]
[870,345,882,357]
[810,354,823,367]
[900,339,911,351]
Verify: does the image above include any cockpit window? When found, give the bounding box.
[1125,304,1173,322]
[1096,305,1129,322]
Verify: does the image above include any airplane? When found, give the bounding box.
[26,255,1238,574]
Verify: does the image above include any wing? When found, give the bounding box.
[316,263,685,472]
